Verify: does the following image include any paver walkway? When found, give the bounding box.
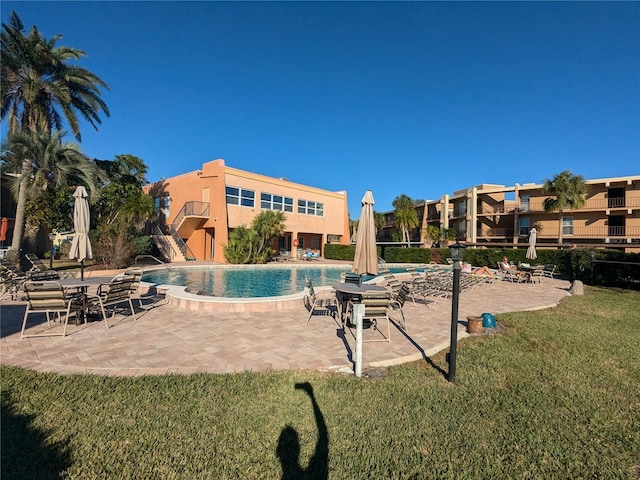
[0,275,571,376]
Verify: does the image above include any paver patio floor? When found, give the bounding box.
[1,275,571,376]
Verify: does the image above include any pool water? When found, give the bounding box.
[141,266,397,298]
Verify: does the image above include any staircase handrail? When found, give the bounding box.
[149,223,175,261]
[169,225,197,261]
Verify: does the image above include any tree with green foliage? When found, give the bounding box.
[374,211,385,240]
[392,194,419,246]
[421,224,440,248]
[439,227,457,246]
[224,226,254,264]
[251,210,286,260]
[91,154,156,268]
[349,219,358,243]
[223,211,287,264]
[543,171,587,245]
[94,154,155,228]
[1,130,104,252]
[1,11,109,258]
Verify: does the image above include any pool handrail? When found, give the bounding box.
[134,255,173,270]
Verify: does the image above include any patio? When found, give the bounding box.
[0,273,571,376]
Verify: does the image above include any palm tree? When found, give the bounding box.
[1,11,109,257]
[373,211,385,240]
[392,194,419,246]
[543,171,587,245]
[251,210,286,259]
[1,130,103,249]
[421,224,440,248]
[94,154,155,228]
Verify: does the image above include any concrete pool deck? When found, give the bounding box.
[0,265,572,377]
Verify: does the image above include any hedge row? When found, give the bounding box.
[324,244,639,289]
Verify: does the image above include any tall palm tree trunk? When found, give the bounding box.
[8,159,30,260]
[558,210,564,245]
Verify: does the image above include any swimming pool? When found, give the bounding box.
[142,265,400,298]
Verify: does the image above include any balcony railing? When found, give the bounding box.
[476,228,514,238]
[172,201,210,227]
[517,196,640,212]
[552,226,640,238]
[477,205,510,215]
[477,226,640,239]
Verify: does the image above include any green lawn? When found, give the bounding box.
[2,286,639,479]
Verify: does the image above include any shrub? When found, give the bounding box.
[93,228,135,269]
[324,244,355,261]
[384,247,431,263]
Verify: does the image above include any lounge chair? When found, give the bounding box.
[24,253,60,280]
[304,277,338,325]
[21,280,76,338]
[1,263,28,301]
[497,262,529,283]
[381,273,402,293]
[342,273,362,287]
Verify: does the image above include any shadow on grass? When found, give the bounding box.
[389,318,448,379]
[276,382,328,480]
[1,393,71,480]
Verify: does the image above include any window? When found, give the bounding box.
[456,221,466,238]
[226,186,255,207]
[520,194,530,212]
[298,199,324,216]
[154,197,161,215]
[162,193,170,219]
[261,193,293,212]
[519,217,530,236]
[562,216,573,236]
[458,201,466,217]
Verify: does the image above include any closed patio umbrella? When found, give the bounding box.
[352,190,378,276]
[69,186,93,281]
[526,227,537,260]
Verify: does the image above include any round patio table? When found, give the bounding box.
[331,283,388,326]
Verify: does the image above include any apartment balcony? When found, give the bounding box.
[517,196,640,213]
[536,225,640,239]
[173,201,210,237]
[476,228,515,238]
[476,205,512,215]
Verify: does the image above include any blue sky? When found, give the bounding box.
[3,1,639,218]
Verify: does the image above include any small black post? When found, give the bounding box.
[49,233,55,270]
[448,259,461,383]
[80,260,84,281]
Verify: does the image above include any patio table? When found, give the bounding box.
[331,283,388,326]
[59,278,105,325]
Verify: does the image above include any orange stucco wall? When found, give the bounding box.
[146,159,349,263]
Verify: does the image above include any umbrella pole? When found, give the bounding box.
[81,260,84,281]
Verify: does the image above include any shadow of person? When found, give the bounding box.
[276,382,328,480]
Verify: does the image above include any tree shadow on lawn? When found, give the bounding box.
[1,392,71,480]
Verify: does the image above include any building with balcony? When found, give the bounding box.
[145,159,350,263]
[382,175,640,253]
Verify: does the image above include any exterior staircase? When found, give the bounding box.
[149,224,188,263]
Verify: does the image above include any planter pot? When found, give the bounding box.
[467,316,483,334]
